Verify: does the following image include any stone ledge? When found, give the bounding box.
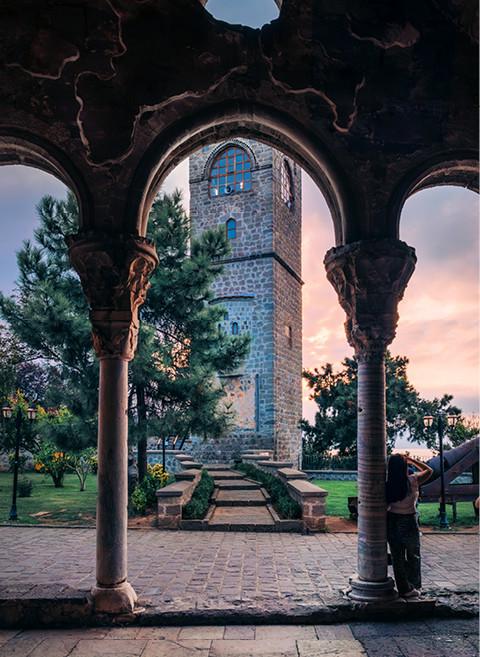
[278,467,307,480]
[287,480,328,497]
[181,461,203,469]
[174,453,194,461]
[257,460,293,468]
[0,587,477,629]
[156,481,193,498]
[175,469,201,481]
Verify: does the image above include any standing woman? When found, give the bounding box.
[386,454,433,598]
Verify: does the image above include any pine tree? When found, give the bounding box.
[302,352,470,457]
[0,190,249,475]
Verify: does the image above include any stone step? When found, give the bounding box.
[215,480,259,491]
[210,471,244,480]
[204,463,231,471]
[215,489,269,507]
[208,506,275,530]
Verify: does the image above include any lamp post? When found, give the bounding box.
[423,412,459,529]
[2,405,37,521]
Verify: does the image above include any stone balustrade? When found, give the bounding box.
[156,468,202,529]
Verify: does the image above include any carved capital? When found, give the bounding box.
[324,239,416,361]
[67,232,158,360]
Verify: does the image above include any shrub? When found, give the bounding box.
[183,470,214,519]
[18,477,33,498]
[302,453,358,470]
[34,442,69,487]
[237,463,301,519]
[131,486,147,515]
[131,463,171,515]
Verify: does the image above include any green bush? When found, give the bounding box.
[183,470,214,519]
[131,486,147,515]
[18,477,33,498]
[130,463,171,515]
[237,463,301,519]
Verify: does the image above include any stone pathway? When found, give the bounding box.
[0,527,477,616]
[0,619,478,656]
[207,466,276,530]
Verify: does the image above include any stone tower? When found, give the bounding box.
[189,139,302,466]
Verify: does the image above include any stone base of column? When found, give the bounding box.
[91,581,138,614]
[347,575,398,603]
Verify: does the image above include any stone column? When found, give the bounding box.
[68,232,158,613]
[325,239,416,602]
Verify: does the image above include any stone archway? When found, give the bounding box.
[124,102,352,245]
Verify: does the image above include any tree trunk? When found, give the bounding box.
[137,384,148,482]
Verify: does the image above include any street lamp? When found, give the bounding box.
[2,405,37,521]
[423,412,459,529]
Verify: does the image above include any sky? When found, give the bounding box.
[0,0,478,440]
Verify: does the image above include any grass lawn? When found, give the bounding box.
[313,479,479,528]
[0,472,97,525]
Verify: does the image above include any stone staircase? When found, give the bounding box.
[206,464,276,530]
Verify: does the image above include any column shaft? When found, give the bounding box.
[96,357,129,588]
[357,355,388,582]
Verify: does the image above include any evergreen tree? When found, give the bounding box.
[302,352,471,457]
[0,191,249,476]
[131,190,249,478]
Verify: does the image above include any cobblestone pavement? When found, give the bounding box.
[0,619,478,656]
[0,528,477,612]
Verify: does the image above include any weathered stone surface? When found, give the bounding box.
[324,239,416,360]
[68,233,158,361]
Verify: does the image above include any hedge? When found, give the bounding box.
[182,470,215,519]
[236,463,301,519]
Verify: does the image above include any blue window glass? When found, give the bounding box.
[209,146,253,197]
[226,218,236,240]
[231,322,239,335]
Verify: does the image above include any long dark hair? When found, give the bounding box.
[386,454,410,504]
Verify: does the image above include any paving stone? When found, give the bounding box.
[0,630,20,646]
[315,625,355,640]
[356,638,404,657]
[297,638,366,656]
[424,618,479,635]
[394,635,479,657]
[28,638,78,657]
[210,638,297,656]
[178,626,225,639]
[350,621,432,638]
[224,625,256,639]
[136,627,181,640]
[142,639,211,657]
[255,625,317,640]
[69,639,146,656]
[0,635,44,657]
[104,627,141,639]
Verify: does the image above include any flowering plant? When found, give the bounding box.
[34,441,69,487]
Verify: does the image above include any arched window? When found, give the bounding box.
[226,218,236,240]
[280,160,294,209]
[231,322,239,335]
[209,146,252,197]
